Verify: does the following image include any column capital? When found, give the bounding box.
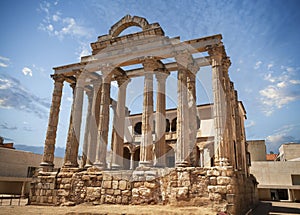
[222,57,231,70]
[51,74,65,83]
[115,75,131,87]
[175,51,199,74]
[142,57,160,71]
[206,45,224,62]
[155,69,170,83]
[91,77,102,87]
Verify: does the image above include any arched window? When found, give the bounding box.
[165,119,170,132]
[134,122,142,135]
[171,117,177,132]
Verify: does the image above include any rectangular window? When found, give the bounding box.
[292,175,300,185]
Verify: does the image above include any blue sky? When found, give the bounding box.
[0,0,300,154]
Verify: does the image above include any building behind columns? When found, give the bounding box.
[30,15,258,214]
[248,140,300,202]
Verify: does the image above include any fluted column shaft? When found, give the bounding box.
[140,60,155,167]
[82,90,93,167]
[187,70,198,166]
[64,73,85,167]
[209,46,227,166]
[41,74,64,170]
[95,72,112,169]
[112,76,130,169]
[176,65,189,167]
[85,79,102,167]
[154,70,169,167]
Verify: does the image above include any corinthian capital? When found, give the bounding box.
[51,74,65,83]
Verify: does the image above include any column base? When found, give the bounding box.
[63,161,79,168]
[175,161,189,167]
[111,163,123,170]
[139,161,153,167]
[40,161,54,171]
[94,161,106,170]
[84,163,93,169]
[215,157,230,166]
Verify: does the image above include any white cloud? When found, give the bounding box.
[22,67,33,76]
[276,81,286,88]
[267,63,273,70]
[266,124,300,152]
[290,79,300,84]
[0,55,10,67]
[38,2,93,40]
[0,74,50,118]
[245,120,255,128]
[0,63,8,68]
[286,67,295,72]
[260,65,300,116]
[0,56,10,61]
[0,78,12,90]
[46,24,54,32]
[254,60,262,69]
[260,85,295,108]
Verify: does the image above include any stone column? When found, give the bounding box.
[139,59,155,167]
[85,79,102,167]
[187,68,199,166]
[94,69,113,169]
[112,76,130,169]
[222,57,232,166]
[64,72,85,167]
[130,152,134,170]
[40,74,64,170]
[82,90,93,167]
[208,46,227,166]
[175,64,189,167]
[154,69,169,167]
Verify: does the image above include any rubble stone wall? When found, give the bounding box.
[30,166,257,214]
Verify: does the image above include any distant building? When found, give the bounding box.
[248,140,300,202]
[0,141,63,197]
[266,153,278,161]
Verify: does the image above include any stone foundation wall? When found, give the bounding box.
[30,166,258,214]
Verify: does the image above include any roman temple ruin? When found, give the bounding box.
[30,15,258,214]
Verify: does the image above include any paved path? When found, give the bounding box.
[250,201,300,215]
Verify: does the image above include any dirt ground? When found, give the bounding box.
[0,199,216,215]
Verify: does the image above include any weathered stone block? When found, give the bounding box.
[146,175,156,181]
[217,176,231,185]
[106,189,114,195]
[176,187,188,200]
[103,174,112,181]
[144,182,157,189]
[114,189,121,195]
[116,195,122,204]
[112,180,119,189]
[209,177,217,185]
[207,169,220,176]
[102,181,112,189]
[119,180,127,190]
[209,192,222,201]
[82,175,90,181]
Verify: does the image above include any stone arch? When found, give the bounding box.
[109,15,150,37]
[134,122,142,134]
[123,146,131,170]
[171,117,177,132]
[165,119,170,132]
